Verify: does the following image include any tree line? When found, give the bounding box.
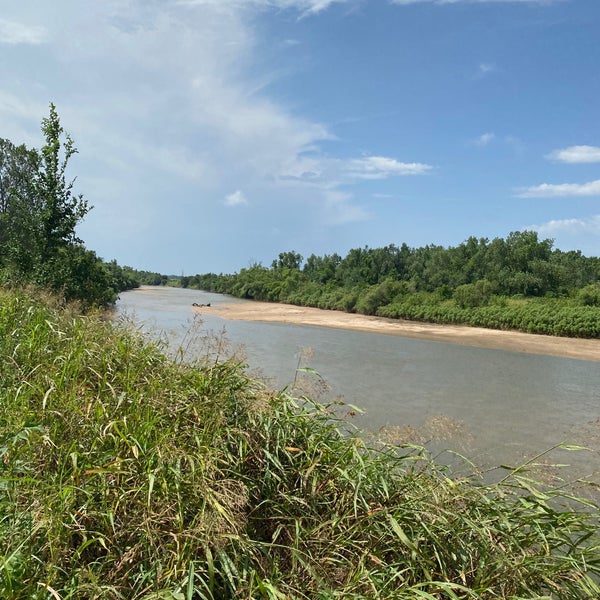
[0,105,140,307]
[187,233,600,337]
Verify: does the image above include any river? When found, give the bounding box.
[116,286,600,484]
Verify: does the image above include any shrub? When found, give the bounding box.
[577,283,600,306]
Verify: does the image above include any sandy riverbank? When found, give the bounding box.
[193,300,600,362]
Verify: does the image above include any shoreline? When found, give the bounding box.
[195,300,600,362]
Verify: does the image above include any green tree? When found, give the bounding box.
[35,103,90,267]
[0,104,134,307]
[0,138,41,276]
[272,251,303,270]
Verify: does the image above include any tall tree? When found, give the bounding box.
[0,138,41,276]
[36,103,90,264]
[0,104,135,306]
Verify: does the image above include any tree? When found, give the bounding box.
[0,138,39,214]
[0,104,135,306]
[272,251,303,271]
[0,139,41,275]
[35,103,90,266]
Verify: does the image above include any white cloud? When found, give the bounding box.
[530,215,600,236]
[278,154,432,186]
[321,189,370,224]
[474,132,495,146]
[175,0,348,15]
[343,156,431,179]
[392,0,563,4]
[516,180,600,198]
[225,190,249,206]
[0,18,46,45]
[0,0,436,264]
[546,145,600,164]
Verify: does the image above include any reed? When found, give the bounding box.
[1,288,599,599]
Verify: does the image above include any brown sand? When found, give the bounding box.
[194,301,600,363]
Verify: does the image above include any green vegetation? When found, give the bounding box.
[2,287,600,598]
[189,233,600,337]
[0,104,137,307]
[2,105,600,597]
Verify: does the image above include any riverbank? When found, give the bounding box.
[4,287,600,598]
[195,300,600,362]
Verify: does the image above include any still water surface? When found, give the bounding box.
[116,286,600,479]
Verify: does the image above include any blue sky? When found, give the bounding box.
[1,0,599,274]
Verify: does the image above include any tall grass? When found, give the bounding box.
[1,288,599,599]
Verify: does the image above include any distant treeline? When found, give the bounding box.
[187,231,600,338]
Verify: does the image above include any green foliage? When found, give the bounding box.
[191,233,600,338]
[1,289,599,598]
[355,279,405,315]
[0,138,41,276]
[0,105,137,306]
[36,103,90,259]
[577,283,600,307]
[124,267,167,286]
[453,279,495,309]
[271,250,303,270]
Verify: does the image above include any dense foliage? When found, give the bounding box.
[189,233,600,337]
[0,105,137,307]
[1,288,599,598]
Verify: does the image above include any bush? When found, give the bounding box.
[453,279,495,309]
[577,283,600,307]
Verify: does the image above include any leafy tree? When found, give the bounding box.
[35,103,90,266]
[272,251,303,270]
[0,139,41,276]
[48,245,118,308]
[303,252,342,283]
[0,104,137,306]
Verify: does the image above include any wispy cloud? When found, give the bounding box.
[175,0,348,15]
[478,63,495,76]
[392,0,563,4]
[321,189,370,223]
[0,18,46,45]
[278,154,432,185]
[474,132,495,146]
[530,215,600,236]
[516,179,600,198]
[546,145,600,164]
[344,156,432,179]
[0,0,436,261]
[225,190,249,206]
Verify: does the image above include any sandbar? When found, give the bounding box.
[194,301,600,363]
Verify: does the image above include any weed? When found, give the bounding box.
[1,288,599,598]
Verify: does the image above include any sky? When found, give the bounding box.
[1,0,599,274]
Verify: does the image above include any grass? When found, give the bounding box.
[1,287,599,599]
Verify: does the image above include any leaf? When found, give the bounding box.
[558,443,589,452]
[387,514,418,552]
[186,561,195,600]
